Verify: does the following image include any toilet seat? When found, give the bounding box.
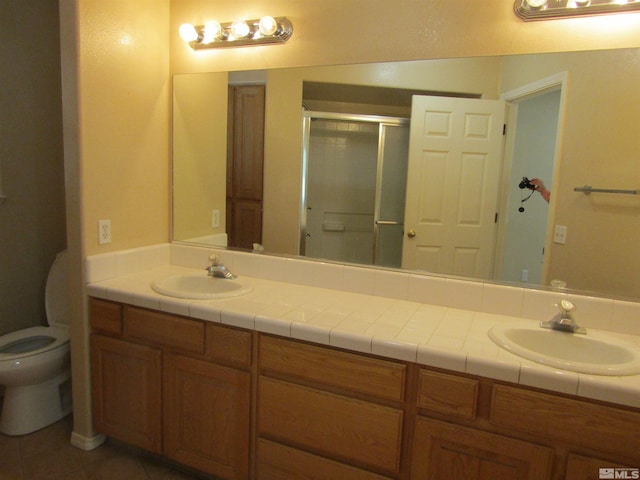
[0,251,70,361]
[0,326,69,362]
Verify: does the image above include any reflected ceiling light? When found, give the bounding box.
[179,16,293,50]
[514,0,640,20]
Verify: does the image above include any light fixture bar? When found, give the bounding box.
[514,0,640,21]
[181,17,293,50]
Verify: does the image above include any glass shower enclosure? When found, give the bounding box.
[300,112,409,268]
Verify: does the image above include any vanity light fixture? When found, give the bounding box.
[515,0,640,20]
[179,16,293,50]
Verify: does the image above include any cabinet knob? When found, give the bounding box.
[407,229,416,238]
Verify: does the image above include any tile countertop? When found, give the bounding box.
[86,263,640,409]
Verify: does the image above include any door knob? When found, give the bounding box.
[407,229,416,238]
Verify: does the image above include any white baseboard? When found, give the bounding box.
[70,431,106,451]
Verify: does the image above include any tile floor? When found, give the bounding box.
[0,415,209,480]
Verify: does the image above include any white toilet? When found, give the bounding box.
[0,250,72,435]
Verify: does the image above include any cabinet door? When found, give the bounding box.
[410,417,553,480]
[90,334,162,453]
[164,353,251,480]
[565,453,636,480]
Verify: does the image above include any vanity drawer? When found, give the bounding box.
[205,323,252,369]
[259,335,406,402]
[89,298,123,336]
[258,376,404,474]
[256,438,393,480]
[416,369,479,419]
[490,384,640,459]
[123,306,205,354]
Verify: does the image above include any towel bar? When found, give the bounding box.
[574,186,640,195]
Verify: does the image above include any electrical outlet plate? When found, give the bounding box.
[98,219,112,244]
[553,225,567,245]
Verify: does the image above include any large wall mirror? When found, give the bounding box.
[173,47,640,301]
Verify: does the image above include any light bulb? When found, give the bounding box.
[526,0,547,7]
[179,23,199,43]
[258,16,278,36]
[202,21,222,44]
[231,21,250,39]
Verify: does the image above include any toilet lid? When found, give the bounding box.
[45,250,70,328]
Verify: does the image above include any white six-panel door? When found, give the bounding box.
[402,96,505,278]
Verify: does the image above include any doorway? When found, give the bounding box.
[500,90,561,284]
[226,84,265,249]
[496,72,566,286]
[300,112,409,268]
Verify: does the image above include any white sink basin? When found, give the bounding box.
[151,273,251,300]
[488,323,640,375]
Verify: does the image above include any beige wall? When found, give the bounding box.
[78,1,171,256]
[61,0,170,442]
[169,0,640,74]
[173,73,228,242]
[65,0,640,442]
[0,1,66,337]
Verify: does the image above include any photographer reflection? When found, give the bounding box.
[529,178,550,203]
[518,177,550,212]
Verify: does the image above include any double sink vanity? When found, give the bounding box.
[86,243,640,479]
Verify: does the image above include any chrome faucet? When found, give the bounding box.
[540,299,586,334]
[205,254,237,279]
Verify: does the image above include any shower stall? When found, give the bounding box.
[300,112,409,268]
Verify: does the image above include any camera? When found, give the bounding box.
[519,177,534,190]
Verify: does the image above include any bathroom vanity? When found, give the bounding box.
[89,297,640,480]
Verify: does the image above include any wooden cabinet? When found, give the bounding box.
[410,417,553,480]
[256,335,407,479]
[90,298,640,480]
[258,376,403,474]
[258,335,406,401]
[123,305,205,354]
[416,369,479,420]
[256,438,393,480]
[89,298,122,336]
[490,384,640,462]
[90,334,162,453]
[565,453,636,480]
[90,299,252,480]
[164,353,251,480]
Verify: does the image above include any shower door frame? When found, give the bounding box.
[300,111,409,265]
